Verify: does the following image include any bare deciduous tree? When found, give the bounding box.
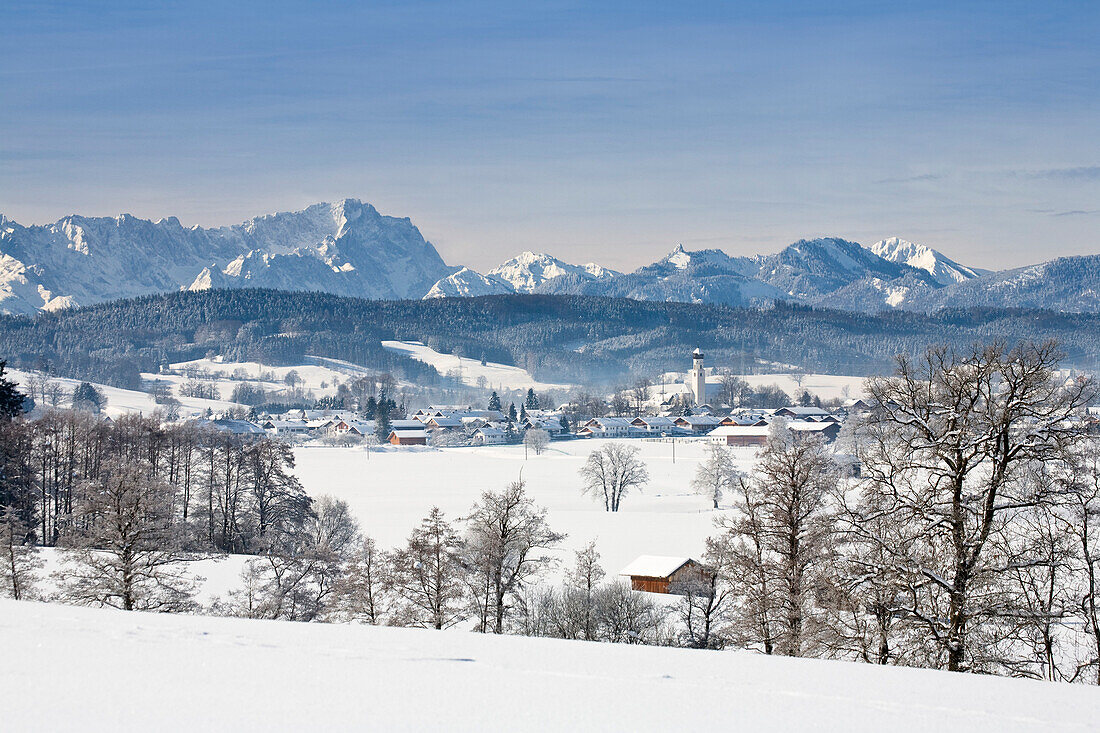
[579,443,649,512]
[463,480,564,633]
[692,442,738,509]
[857,341,1094,672]
[389,507,467,629]
[58,458,198,612]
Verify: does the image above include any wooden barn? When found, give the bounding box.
[619,555,710,595]
[388,429,428,446]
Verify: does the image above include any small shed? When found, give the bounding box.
[619,555,709,594]
[388,429,428,446]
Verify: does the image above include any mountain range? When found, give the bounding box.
[0,198,1096,316]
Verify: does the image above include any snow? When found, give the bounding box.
[380,340,574,391]
[2,598,1095,732]
[7,369,240,419]
[654,371,866,403]
[488,251,619,292]
[295,439,736,579]
[619,555,694,577]
[166,357,353,396]
[870,237,985,285]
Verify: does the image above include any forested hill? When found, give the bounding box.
[1,289,1098,389]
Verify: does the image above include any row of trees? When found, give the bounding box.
[680,342,1100,682]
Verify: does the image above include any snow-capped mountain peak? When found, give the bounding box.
[487,251,619,293]
[869,237,986,286]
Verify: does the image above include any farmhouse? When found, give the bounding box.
[388,429,428,446]
[472,427,506,445]
[708,424,771,447]
[619,556,711,595]
[578,417,636,438]
[674,415,722,433]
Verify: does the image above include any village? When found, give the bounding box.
[204,349,869,452]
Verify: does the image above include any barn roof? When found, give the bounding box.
[619,555,695,578]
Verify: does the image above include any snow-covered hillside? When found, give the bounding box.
[3,599,1093,732]
[7,369,239,418]
[380,340,574,391]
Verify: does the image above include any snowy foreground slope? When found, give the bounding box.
[2,600,1094,732]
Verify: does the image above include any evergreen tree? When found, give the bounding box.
[524,388,540,411]
[488,391,502,413]
[559,414,571,434]
[0,361,27,420]
[374,389,393,443]
[519,404,528,422]
[508,403,518,422]
[71,382,105,413]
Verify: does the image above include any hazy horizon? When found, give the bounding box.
[3,1,1098,272]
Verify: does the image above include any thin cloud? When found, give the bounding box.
[1051,209,1100,217]
[1032,166,1100,181]
[873,173,942,185]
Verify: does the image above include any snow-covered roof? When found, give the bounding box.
[389,429,428,438]
[788,421,837,432]
[619,555,695,578]
[777,406,833,416]
[708,425,770,437]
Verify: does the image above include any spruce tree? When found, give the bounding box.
[488,391,502,413]
[374,389,393,443]
[519,404,528,422]
[524,388,540,411]
[508,403,517,422]
[0,361,27,420]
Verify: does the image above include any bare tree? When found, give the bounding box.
[389,507,467,629]
[1066,439,1100,684]
[463,480,565,633]
[579,443,649,512]
[710,422,838,657]
[692,442,738,509]
[0,507,42,600]
[58,458,198,612]
[332,536,391,624]
[524,428,550,456]
[858,341,1094,672]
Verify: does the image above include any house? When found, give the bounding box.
[261,419,312,436]
[719,415,768,427]
[674,415,723,433]
[707,424,771,447]
[202,418,267,436]
[578,417,636,438]
[630,416,678,434]
[425,416,464,431]
[472,427,507,445]
[774,406,834,420]
[388,429,428,446]
[788,420,841,442]
[619,555,711,595]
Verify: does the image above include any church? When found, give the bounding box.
[690,348,706,406]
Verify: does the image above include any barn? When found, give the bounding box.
[388,429,428,446]
[619,556,710,594]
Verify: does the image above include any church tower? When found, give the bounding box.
[690,348,706,406]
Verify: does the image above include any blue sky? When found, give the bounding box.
[1,1,1098,271]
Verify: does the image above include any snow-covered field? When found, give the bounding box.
[2,598,1094,732]
[7,368,239,419]
[296,439,743,578]
[381,340,574,392]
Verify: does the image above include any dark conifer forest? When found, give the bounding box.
[1,288,1098,388]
